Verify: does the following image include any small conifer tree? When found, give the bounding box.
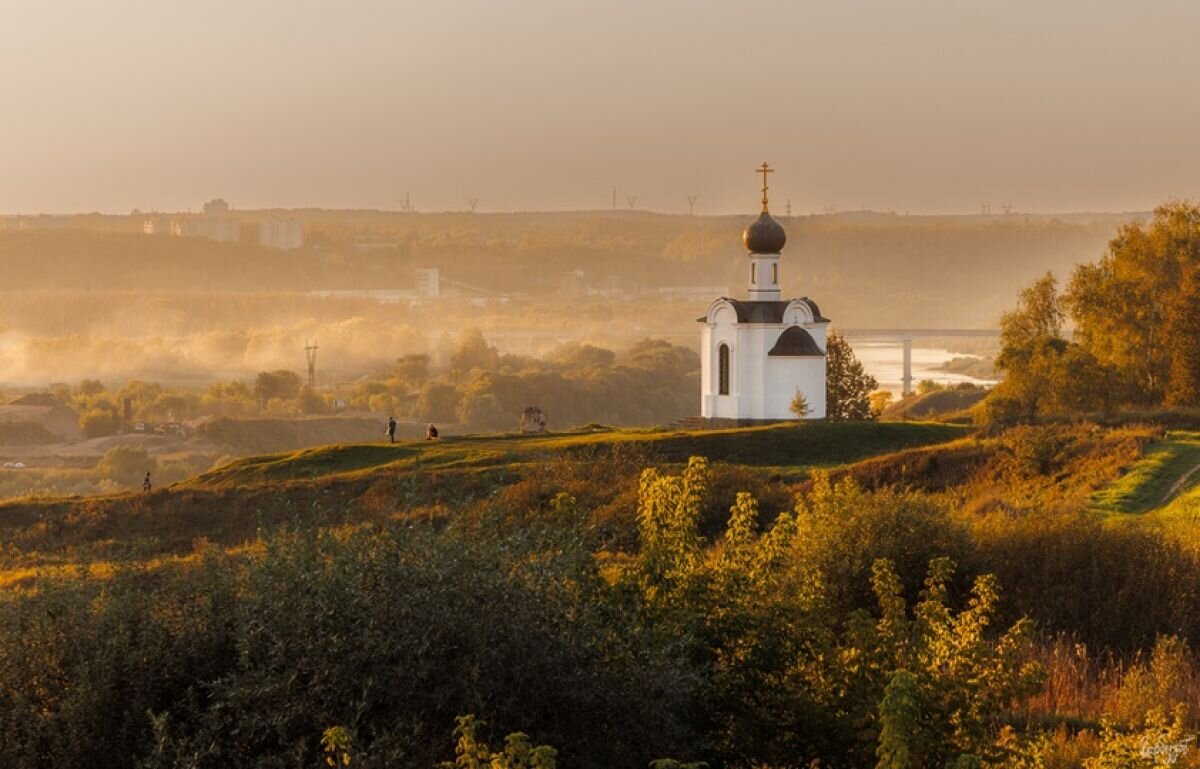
[789,390,811,419]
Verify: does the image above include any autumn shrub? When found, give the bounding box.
[0,523,693,769]
[437,715,557,769]
[1105,636,1199,728]
[0,558,238,768]
[94,444,157,487]
[793,474,972,615]
[79,406,121,437]
[627,460,1043,768]
[999,424,1074,477]
[839,558,1045,768]
[969,511,1200,650]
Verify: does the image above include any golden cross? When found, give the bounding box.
[757,162,773,211]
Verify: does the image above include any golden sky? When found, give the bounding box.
[3,0,1198,214]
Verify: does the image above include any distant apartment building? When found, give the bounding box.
[179,216,240,242]
[142,215,180,236]
[259,217,303,250]
[139,200,308,248]
[415,267,440,298]
[203,198,230,217]
[191,198,240,242]
[143,198,240,243]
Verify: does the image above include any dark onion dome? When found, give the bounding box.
[768,326,825,357]
[743,210,787,254]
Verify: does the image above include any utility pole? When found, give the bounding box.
[686,195,698,215]
[612,186,617,210]
[467,197,479,213]
[626,195,637,210]
[786,199,792,217]
[304,340,319,389]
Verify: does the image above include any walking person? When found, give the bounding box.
[387,416,397,443]
[142,472,152,493]
[425,423,439,440]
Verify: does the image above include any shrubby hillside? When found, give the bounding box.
[1,420,1199,767]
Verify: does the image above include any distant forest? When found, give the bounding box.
[0,209,1134,327]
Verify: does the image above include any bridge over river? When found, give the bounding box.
[838,329,1000,395]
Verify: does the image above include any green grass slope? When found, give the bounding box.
[0,421,970,583]
[187,421,971,489]
[1091,431,1200,515]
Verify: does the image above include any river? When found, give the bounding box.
[848,341,998,396]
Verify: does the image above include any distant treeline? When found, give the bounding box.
[0,209,1131,326]
[352,331,700,430]
[33,331,699,436]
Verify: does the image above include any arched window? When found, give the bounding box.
[750,262,757,285]
[772,262,778,285]
[718,343,730,395]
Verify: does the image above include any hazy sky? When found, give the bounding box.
[3,0,1199,215]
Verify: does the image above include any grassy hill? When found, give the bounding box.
[1,417,1187,589]
[4,419,1186,584]
[0,421,968,584]
[187,421,968,488]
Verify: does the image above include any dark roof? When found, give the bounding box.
[768,326,825,357]
[697,297,831,324]
[802,298,827,322]
[729,299,791,323]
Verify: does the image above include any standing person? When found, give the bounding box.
[387,416,397,443]
[426,423,439,440]
[142,472,152,493]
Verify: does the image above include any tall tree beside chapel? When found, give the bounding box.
[825,331,878,421]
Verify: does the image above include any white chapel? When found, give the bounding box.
[699,164,829,420]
